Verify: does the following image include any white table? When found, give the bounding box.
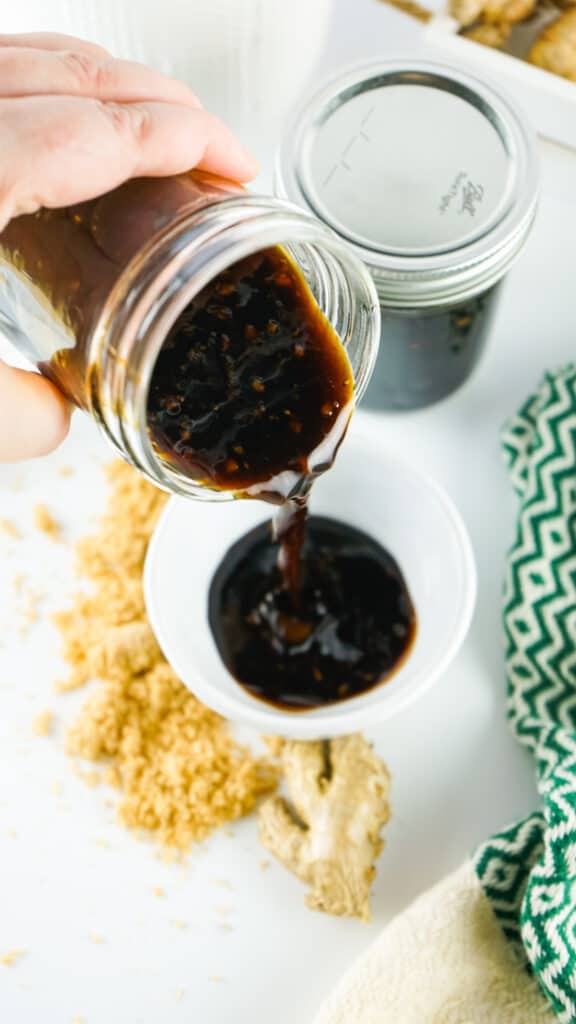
[1,2,575,1021]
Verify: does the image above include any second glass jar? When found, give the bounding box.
[276,59,540,410]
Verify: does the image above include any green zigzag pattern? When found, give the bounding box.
[475,367,576,1021]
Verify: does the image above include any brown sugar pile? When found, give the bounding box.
[54,462,276,849]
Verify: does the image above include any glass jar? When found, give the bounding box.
[362,285,501,411]
[0,172,379,497]
[276,60,540,411]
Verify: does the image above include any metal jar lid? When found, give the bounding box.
[276,60,539,308]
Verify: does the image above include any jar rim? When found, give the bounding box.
[88,195,380,498]
[275,59,539,308]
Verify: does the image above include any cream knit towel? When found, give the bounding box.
[316,370,576,1023]
[314,861,554,1024]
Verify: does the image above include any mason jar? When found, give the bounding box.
[276,60,539,411]
[0,172,379,496]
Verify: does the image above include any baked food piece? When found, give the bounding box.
[529,7,576,80]
[482,0,537,23]
[451,0,535,23]
[462,20,512,44]
[450,0,487,26]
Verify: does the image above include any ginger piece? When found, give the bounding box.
[259,734,391,921]
[462,20,511,45]
[529,8,576,80]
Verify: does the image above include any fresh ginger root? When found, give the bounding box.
[258,734,391,921]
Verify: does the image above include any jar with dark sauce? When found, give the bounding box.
[0,171,379,498]
[363,286,501,411]
[276,60,539,411]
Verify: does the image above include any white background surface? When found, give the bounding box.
[0,2,575,1022]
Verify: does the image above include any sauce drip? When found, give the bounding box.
[148,245,415,709]
[209,516,417,710]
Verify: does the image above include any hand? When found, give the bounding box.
[0,31,258,462]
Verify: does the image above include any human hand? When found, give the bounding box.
[0,31,258,462]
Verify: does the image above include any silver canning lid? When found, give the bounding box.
[276,60,539,307]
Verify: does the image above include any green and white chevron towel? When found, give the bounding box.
[315,368,576,1024]
[476,366,576,1022]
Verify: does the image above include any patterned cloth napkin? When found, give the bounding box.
[316,368,576,1023]
[476,366,576,1022]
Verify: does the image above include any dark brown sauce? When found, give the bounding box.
[146,246,353,501]
[148,244,415,709]
[209,516,417,710]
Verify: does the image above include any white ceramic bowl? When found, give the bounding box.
[144,428,477,739]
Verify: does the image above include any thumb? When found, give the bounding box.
[0,360,71,461]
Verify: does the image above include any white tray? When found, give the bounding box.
[425,13,576,150]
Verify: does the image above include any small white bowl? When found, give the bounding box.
[144,427,477,739]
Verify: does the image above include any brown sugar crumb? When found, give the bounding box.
[102,764,121,788]
[260,859,271,872]
[34,504,63,541]
[152,887,165,899]
[80,770,101,789]
[172,919,188,930]
[209,975,224,983]
[17,590,45,636]
[58,466,75,478]
[1,949,25,966]
[11,572,26,595]
[89,933,105,945]
[263,736,285,758]
[32,710,54,736]
[55,462,277,850]
[157,848,184,865]
[0,517,20,540]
